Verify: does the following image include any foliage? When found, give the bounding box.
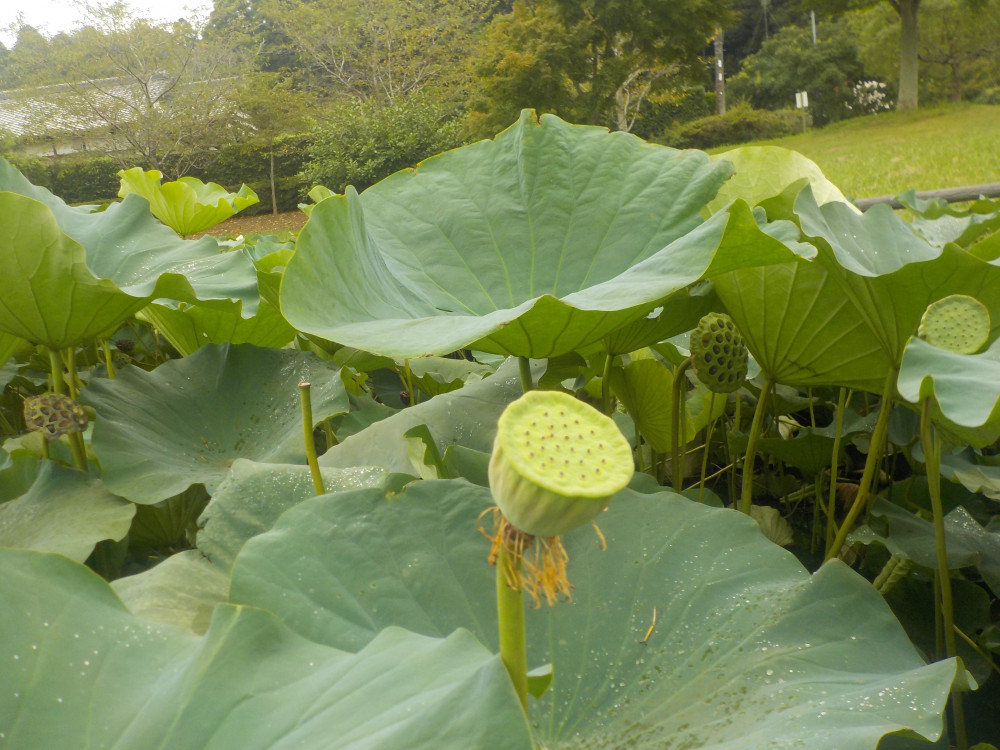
[301,95,466,194]
[727,20,868,126]
[660,102,801,150]
[6,152,121,204]
[258,0,493,103]
[467,0,733,136]
[3,111,1000,746]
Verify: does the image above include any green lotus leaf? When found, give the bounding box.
[0,163,259,349]
[0,459,133,561]
[0,547,530,750]
[118,167,259,235]
[138,299,296,356]
[281,111,804,359]
[609,357,726,453]
[897,336,1000,446]
[80,344,350,504]
[0,331,24,369]
[197,458,386,571]
[709,145,851,214]
[230,479,959,749]
[110,549,228,635]
[936,449,1000,501]
[851,497,1000,599]
[713,187,1000,392]
[319,357,529,472]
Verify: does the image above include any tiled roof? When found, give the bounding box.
[0,74,170,138]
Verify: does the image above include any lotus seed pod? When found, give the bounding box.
[489,390,634,538]
[917,294,990,355]
[689,312,749,393]
[23,392,88,440]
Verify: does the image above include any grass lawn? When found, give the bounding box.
[708,103,1000,201]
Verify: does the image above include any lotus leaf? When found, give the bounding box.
[708,145,851,213]
[281,111,804,358]
[229,479,960,749]
[81,344,350,503]
[138,299,296,356]
[118,167,259,235]
[0,459,133,561]
[0,547,530,750]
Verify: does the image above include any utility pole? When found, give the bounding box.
[714,28,725,115]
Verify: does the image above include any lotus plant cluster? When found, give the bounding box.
[0,110,998,749]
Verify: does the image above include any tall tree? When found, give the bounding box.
[39,2,252,175]
[469,0,732,135]
[258,0,495,104]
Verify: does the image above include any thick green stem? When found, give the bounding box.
[298,382,326,496]
[825,373,895,562]
[48,348,66,395]
[100,339,117,379]
[601,352,615,415]
[49,348,87,471]
[518,357,533,393]
[824,388,849,557]
[738,377,774,514]
[698,392,719,503]
[671,359,692,492]
[496,543,529,715]
[922,398,967,750]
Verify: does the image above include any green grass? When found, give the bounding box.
[708,103,1000,200]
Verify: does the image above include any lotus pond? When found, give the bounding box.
[1,111,999,749]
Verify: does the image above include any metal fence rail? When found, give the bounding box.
[855,182,1000,211]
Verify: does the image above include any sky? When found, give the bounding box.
[0,0,214,48]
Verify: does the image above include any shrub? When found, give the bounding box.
[629,86,712,140]
[301,96,468,194]
[657,103,801,150]
[7,153,121,205]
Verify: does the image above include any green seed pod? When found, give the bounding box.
[689,312,749,393]
[917,294,990,355]
[23,392,88,440]
[489,390,634,538]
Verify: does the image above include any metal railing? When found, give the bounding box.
[855,182,1000,211]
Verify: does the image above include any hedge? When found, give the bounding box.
[657,104,802,150]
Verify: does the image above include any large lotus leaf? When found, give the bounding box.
[138,299,296,356]
[0,547,531,750]
[0,330,24,368]
[897,336,1000,446]
[936,449,1000,501]
[111,549,229,635]
[713,187,1000,392]
[118,167,259,235]
[197,458,386,571]
[319,357,528,472]
[80,344,350,503]
[229,479,959,749]
[281,111,805,358]
[708,145,851,213]
[0,160,259,323]
[0,460,133,561]
[712,256,894,391]
[851,497,1000,599]
[796,189,1000,364]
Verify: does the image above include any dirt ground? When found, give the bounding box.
[196,210,308,238]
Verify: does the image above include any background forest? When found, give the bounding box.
[1,0,999,209]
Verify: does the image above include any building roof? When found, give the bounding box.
[0,74,170,138]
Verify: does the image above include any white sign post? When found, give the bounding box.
[795,91,809,133]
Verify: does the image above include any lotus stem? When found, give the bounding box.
[671,359,692,492]
[921,398,967,750]
[100,339,116,379]
[738,377,774,514]
[824,388,849,557]
[873,555,912,594]
[601,352,615,415]
[298,382,325,496]
[825,373,894,562]
[496,541,529,715]
[48,347,87,471]
[698,393,719,503]
[518,357,533,393]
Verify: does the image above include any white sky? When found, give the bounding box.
[1,0,214,48]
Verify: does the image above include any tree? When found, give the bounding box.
[468,0,733,136]
[258,0,495,104]
[39,2,252,176]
